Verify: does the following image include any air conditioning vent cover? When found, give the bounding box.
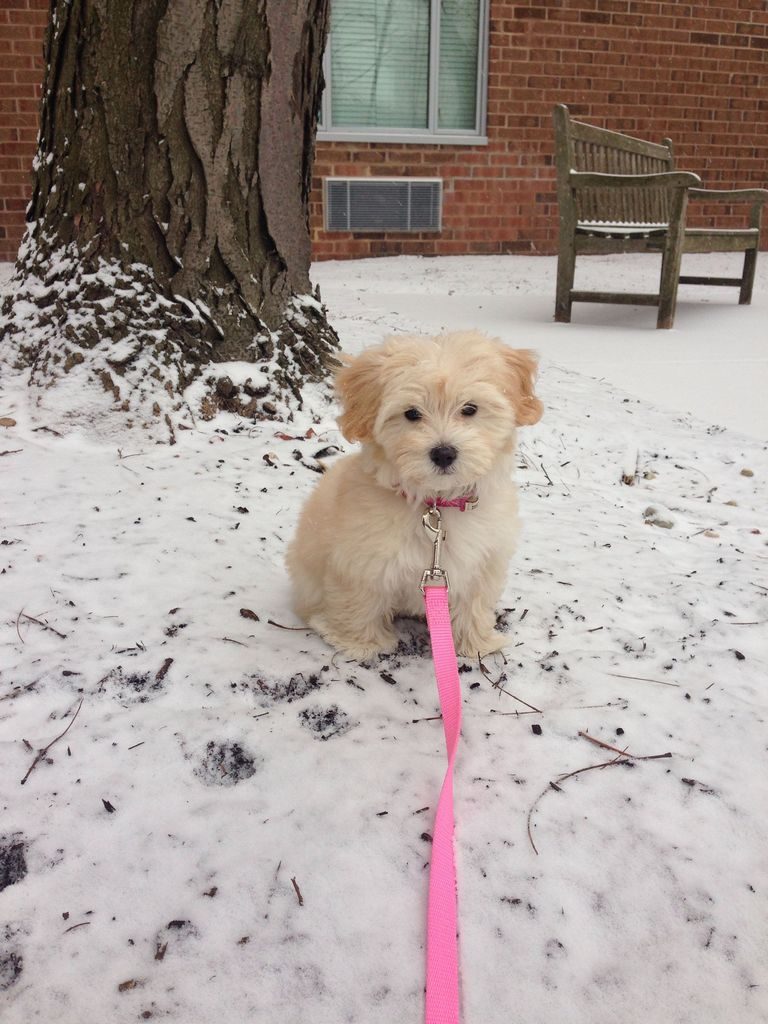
[325,177,442,233]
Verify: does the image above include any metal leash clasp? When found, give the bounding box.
[420,506,450,593]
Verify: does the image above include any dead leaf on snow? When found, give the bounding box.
[118,979,143,993]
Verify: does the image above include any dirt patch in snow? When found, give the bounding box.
[298,704,354,740]
[0,836,27,893]
[194,741,261,786]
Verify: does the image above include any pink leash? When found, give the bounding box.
[421,504,464,1024]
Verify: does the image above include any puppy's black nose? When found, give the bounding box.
[430,444,458,470]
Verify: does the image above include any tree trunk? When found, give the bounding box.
[0,0,338,440]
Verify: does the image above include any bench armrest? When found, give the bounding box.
[688,187,768,203]
[569,171,701,190]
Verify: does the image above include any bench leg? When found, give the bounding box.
[657,190,687,329]
[739,248,758,304]
[657,246,683,328]
[555,244,576,323]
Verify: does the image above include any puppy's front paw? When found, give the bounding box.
[337,633,398,661]
[310,617,397,662]
[456,629,509,658]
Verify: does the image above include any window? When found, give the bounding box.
[319,0,488,145]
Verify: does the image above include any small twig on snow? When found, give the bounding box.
[291,877,304,907]
[267,619,311,631]
[492,699,627,718]
[17,610,68,640]
[578,731,672,761]
[64,921,91,934]
[674,462,710,483]
[478,656,542,713]
[607,671,679,688]
[526,757,635,856]
[566,699,628,711]
[526,739,672,855]
[0,681,36,702]
[155,657,173,682]
[21,697,84,785]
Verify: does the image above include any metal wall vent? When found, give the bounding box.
[325,177,442,232]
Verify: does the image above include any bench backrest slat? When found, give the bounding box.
[555,104,676,225]
[569,119,673,163]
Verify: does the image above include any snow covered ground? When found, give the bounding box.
[1,254,767,1024]
[313,252,768,440]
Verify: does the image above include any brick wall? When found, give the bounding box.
[0,0,47,263]
[311,0,768,258]
[1,1,766,264]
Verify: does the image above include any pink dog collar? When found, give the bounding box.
[426,495,477,512]
[399,491,478,511]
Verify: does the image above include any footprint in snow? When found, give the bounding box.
[0,835,27,893]
[298,704,354,741]
[245,671,326,704]
[194,741,261,786]
[0,950,23,991]
[97,666,164,704]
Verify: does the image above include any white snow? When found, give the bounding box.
[1,254,767,1024]
[311,252,768,440]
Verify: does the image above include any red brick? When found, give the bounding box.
[6,26,35,43]
[14,69,43,83]
[0,51,33,66]
[11,39,45,56]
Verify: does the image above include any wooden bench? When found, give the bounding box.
[553,103,768,328]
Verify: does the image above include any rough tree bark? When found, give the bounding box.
[0,0,339,440]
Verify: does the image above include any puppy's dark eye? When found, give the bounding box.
[404,408,422,422]
[461,403,478,417]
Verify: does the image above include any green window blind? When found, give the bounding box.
[438,0,480,130]
[330,0,431,129]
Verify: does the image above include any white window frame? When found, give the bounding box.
[318,0,489,146]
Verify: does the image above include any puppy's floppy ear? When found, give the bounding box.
[502,348,543,426]
[335,347,386,442]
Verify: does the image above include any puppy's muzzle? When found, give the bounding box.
[430,444,458,471]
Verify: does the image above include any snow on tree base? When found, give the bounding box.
[0,237,338,443]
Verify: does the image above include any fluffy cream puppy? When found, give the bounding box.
[286,331,543,660]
